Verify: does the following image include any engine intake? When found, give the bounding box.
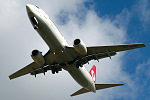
[31,50,45,66]
[73,39,87,55]
[74,39,80,45]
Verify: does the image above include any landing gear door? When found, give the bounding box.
[30,17,38,29]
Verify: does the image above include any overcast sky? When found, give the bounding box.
[0,0,149,100]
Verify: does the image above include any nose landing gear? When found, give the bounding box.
[30,17,38,30]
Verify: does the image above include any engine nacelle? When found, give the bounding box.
[73,39,87,55]
[31,50,45,66]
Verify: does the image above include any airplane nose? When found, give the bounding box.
[26,4,32,12]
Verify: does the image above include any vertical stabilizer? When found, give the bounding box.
[89,65,96,83]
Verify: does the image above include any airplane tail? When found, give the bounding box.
[89,65,96,83]
[71,83,124,96]
[71,65,124,97]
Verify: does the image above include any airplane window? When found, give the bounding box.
[35,5,40,13]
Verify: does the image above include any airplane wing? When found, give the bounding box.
[9,50,57,80]
[87,43,146,55]
[9,43,146,79]
[71,83,124,96]
[66,43,146,67]
[9,62,40,80]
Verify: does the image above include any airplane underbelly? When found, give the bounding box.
[68,66,94,90]
[36,17,68,52]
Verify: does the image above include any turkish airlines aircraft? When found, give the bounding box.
[9,4,146,96]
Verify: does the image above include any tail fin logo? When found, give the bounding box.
[89,65,96,83]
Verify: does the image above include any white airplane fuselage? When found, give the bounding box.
[26,4,96,92]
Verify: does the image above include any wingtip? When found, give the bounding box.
[141,43,147,47]
[70,93,76,97]
[9,74,15,80]
[70,95,73,97]
[120,83,124,85]
[8,76,12,80]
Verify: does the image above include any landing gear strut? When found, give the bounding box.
[76,63,83,68]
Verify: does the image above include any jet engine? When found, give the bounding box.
[31,50,45,66]
[73,39,87,55]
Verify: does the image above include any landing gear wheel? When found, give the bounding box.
[52,69,55,74]
[76,64,80,68]
[56,70,59,73]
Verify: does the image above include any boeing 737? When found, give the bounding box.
[9,4,146,96]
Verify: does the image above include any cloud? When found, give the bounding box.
[58,10,128,46]
[129,58,150,100]
[133,0,150,30]
[135,59,150,78]
[136,0,150,23]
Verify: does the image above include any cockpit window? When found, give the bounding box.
[35,5,39,9]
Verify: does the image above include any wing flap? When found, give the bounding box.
[76,51,116,66]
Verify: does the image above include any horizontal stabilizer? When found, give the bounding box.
[95,83,124,90]
[71,88,90,97]
[71,83,124,96]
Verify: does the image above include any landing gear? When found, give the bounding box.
[34,25,38,30]
[76,63,83,68]
[51,68,59,74]
[76,65,79,68]
[52,69,55,74]
[30,17,38,30]
[56,69,59,73]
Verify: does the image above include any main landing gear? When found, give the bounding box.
[51,68,58,74]
[76,63,83,68]
[51,67,62,74]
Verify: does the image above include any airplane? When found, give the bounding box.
[9,4,146,96]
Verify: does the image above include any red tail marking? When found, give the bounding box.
[89,65,96,83]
